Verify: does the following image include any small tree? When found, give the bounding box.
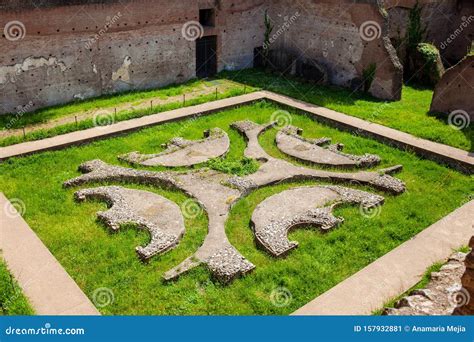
[262,10,274,67]
[406,0,427,81]
[407,1,426,52]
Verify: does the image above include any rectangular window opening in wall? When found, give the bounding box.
[199,8,215,27]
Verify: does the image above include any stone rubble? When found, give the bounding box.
[383,252,468,315]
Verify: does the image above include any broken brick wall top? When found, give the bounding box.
[384,0,473,65]
[0,0,401,115]
[430,55,474,119]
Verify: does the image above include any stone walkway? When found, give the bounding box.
[1,91,472,174]
[292,200,474,315]
[0,193,100,315]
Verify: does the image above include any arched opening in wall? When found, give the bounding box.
[196,35,217,78]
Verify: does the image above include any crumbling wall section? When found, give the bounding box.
[267,0,402,100]
[384,0,473,65]
[430,55,474,119]
[0,0,265,114]
[0,0,403,115]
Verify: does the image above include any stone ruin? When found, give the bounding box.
[64,121,406,284]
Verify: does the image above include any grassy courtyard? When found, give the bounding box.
[0,69,471,152]
[222,69,473,151]
[0,101,472,315]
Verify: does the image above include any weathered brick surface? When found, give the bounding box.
[0,0,405,114]
[430,56,474,119]
[268,0,402,100]
[384,0,473,65]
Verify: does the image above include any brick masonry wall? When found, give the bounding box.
[384,0,473,65]
[430,55,474,119]
[0,0,404,115]
[0,0,266,114]
[267,0,402,100]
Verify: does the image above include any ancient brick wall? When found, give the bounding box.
[0,0,404,115]
[430,55,474,119]
[384,0,473,65]
[267,0,402,100]
[0,0,266,114]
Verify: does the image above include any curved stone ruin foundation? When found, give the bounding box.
[64,121,406,284]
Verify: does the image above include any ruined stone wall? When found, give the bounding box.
[454,236,474,315]
[384,0,473,65]
[0,0,404,115]
[0,0,265,114]
[430,55,474,119]
[267,0,402,100]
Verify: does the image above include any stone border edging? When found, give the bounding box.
[292,200,474,315]
[261,91,473,174]
[0,91,472,174]
[0,193,100,315]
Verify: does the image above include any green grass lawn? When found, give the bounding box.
[1,69,471,152]
[221,69,473,151]
[0,101,472,315]
[0,78,253,147]
[0,258,34,315]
